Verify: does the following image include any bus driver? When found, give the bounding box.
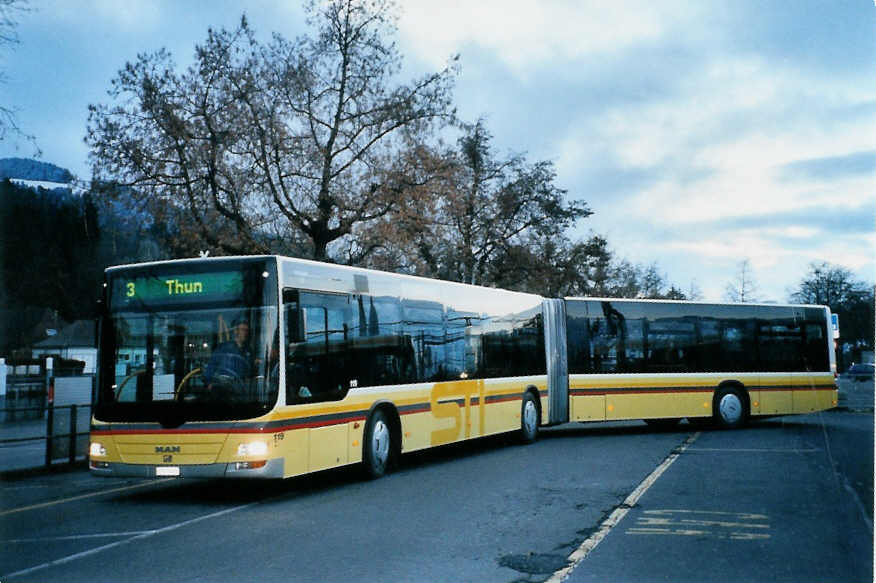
[204,318,254,390]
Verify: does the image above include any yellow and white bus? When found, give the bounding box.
[89,256,837,479]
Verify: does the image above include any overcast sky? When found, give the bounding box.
[2,0,874,301]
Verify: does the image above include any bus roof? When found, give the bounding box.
[105,254,544,300]
[564,296,829,311]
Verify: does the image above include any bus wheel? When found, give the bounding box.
[520,391,540,444]
[714,387,747,429]
[363,409,392,479]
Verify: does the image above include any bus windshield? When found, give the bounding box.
[95,260,279,425]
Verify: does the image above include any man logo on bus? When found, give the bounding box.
[155,446,181,453]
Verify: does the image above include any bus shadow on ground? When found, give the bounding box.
[104,422,696,506]
[110,464,370,506]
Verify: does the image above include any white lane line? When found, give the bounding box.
[2,503,256,580]
[545,431,701,583]
[0,479,174,517]
[5,531,155,544]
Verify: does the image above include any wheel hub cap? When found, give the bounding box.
[719,394,742,424]
[372,420,390,468]
[523,400,537,434]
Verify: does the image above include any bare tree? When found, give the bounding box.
[686,280,704,301]
[790,261,868,306]
[790,261,874,357]
[725,258,760,302]
[86,1,457,259]
[0,0,39,156]
[385,119,591,286]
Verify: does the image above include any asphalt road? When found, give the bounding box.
[1,410,871,583]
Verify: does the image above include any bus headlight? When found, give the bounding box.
[89,442,107,457]
[237,441,268,457]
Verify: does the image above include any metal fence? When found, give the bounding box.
[0,366,95,472]
[0,403,92,472]
[1,362,51,422]
[47,403,93,465]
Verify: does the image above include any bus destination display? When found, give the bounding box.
[111,271,244,308]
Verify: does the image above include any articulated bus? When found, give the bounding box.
[89,256,837,479]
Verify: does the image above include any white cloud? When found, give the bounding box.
[557,51,876,226]
[40,0,163,30]
[397,0,699,77]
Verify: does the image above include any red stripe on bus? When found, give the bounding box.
[91,390,543,437]
[569,385,836,397]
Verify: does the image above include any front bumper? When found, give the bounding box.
[89,457,284,479]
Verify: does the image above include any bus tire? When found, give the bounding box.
[363,408,392,479]
[713,386,748,429]
[519,391,540,444]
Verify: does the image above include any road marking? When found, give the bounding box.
[545,431,701,583]
[0,479,174,517]
[626,509,771,540]
[686,447,820,454]
[1,503,255,580]
[635,517,769,529]
[625,527,770,541]
[5,531,155,544]
[643,509,767,519]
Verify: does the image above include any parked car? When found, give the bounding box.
[842,363,874,383]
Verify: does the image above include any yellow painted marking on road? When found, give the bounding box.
[687,447,820,454]
[626,527,770,541]
[0,479,174,517]
[637,516,769,529]
[683,518,769,529]
[627,528,709,536]
[627,509,771,541]
[637,517,672,526]
[731,532,771,541]
[644,509,768,520]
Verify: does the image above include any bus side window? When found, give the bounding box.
[588,301,624,373]
[802,323,827,371]
[286,291,351,404]
[283,290,302,343]
[720,319,757,371]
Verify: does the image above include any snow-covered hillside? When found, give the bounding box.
[0,157,74,183]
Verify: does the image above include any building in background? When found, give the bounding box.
[31,320,96,374]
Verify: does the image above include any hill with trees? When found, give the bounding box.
[0,157,73,183]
